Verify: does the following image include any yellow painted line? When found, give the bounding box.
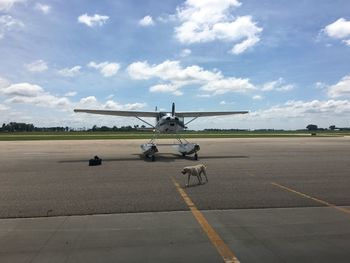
[271,182,350,215]
[172,178,240,263]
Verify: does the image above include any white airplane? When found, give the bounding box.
[74,103,248,161]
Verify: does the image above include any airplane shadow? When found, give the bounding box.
[58,154,248,164]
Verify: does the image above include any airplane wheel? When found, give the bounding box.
[194,153,198,160]
[182,153,186,157]
[151,155,155,162]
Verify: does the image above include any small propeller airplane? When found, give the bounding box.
[74,103,248,161]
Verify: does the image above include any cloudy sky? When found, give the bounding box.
[1,0,350,130]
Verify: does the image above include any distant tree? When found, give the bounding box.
[100,126,111,131]
[306,124,318,131]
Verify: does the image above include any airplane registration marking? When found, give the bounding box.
[271,182,350,215]
[172,178,240,263]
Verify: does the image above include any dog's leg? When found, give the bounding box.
[198,171,203,184]
[202,168,208,182]
[187,174,190,187]
[197,173,202,185]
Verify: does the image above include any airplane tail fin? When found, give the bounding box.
[172,102,175,117]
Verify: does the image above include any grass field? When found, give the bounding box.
[0,131,349,141]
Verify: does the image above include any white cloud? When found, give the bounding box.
[200,98,350,130]
[0,80,147,125]
[127,59,256,96]
[261,78,294,92]
[6,96,71,109]
[1,82,71,110]
[127,60,220,83]
[323,18,350,47]
[79,96,98,106]
[342,39,350,46]
[35,3,51,14]
[0,15,23,39]
[1,82,44,97]
[78,13,109,27]
[220,100,234,105]
[180,48,191,57]
[78,96,146,111]
[253,100,350,120]
[58,66,81,77]
[200,77,256,95]
[87,61,120,77]
[252,95,263,100]
[0,0,25,11]
[324,18,350,39]
[139,15,154,26]
[103,101,146,110]
[65,91,77,97]
[327,75,350,98]
[174,0,262,54]
[25,59,48,73]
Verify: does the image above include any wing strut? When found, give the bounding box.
[135,116,155,129]
[185,116,199,126]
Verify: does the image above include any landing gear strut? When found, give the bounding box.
[141,143,158,161]
[175,136,200,160]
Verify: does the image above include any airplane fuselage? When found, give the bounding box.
[155,113,185,133]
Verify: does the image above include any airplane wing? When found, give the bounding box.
[74,109,158,118]
[176,111,249,118]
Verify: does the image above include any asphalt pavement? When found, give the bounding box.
[0,137,350,262]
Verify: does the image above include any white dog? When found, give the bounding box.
[181,164,208,187]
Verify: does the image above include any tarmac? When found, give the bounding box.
[0,137,350,262]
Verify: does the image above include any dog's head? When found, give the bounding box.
[181,168,189,174]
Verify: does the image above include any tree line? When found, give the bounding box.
[306,124,350,131]
[0,122,148,132]
[1,122,350,132]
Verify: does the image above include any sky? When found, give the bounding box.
[1,0,350,130]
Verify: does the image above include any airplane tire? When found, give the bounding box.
[151,155,155,162]
[194,153,198,160]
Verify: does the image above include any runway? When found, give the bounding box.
[0,137,350,262]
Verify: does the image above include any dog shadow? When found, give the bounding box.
[184,181,208,188]
[58,154,248,164]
